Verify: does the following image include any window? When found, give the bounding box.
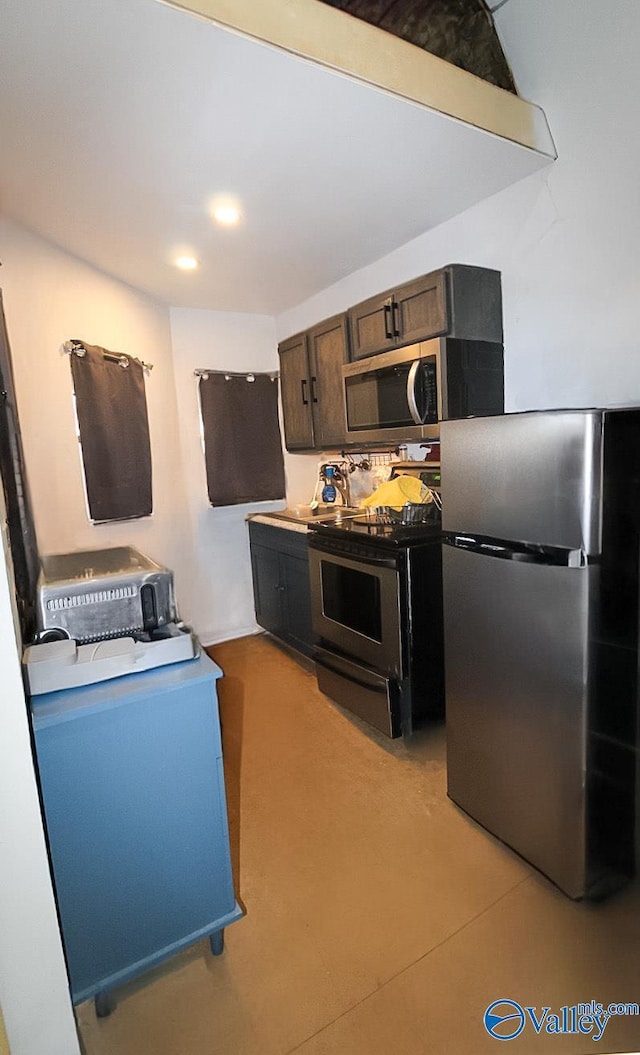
[198,372,285,507]
[69,341,153,522]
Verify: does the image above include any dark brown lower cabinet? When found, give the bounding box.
[249,521,316,657]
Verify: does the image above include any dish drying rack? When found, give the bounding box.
[366,488,442,525]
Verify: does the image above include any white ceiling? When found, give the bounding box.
[0,0,553,315]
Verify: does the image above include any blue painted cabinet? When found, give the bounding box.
[30,654,242,1008]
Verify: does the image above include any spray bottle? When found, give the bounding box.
[321,465,337,503]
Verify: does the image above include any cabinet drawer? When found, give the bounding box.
[315,648,401,738]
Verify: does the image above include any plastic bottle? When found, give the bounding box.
[321,465,337,503]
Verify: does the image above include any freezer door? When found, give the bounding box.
[441,411,603,555]
[444,543,595,898]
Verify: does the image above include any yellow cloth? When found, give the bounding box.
[360,474,425,509]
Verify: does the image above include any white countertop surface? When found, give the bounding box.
[248,514,309,534]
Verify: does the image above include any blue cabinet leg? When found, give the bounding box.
[94,991,115,1018]
[209,929,225,956]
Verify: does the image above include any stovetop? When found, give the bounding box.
[308,514,442,547]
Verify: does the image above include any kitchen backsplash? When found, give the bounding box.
[297,443,432,508]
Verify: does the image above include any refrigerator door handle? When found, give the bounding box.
[444,534,516,555]
[568,549,587,568]
[443,534,587,568]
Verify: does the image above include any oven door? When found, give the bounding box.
[308,540,404,678]
[342,341,440,445]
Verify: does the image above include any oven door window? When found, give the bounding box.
[320,561,381,641]
[310,545,403,678]
[345,357,437,431]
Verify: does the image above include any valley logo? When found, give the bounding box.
[484,998,639,1042]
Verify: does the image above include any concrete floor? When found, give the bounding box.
[78,634,640,1055]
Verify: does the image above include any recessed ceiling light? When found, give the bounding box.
[211,198,241,227]
[213,205,240,226]
[175,255,199,271]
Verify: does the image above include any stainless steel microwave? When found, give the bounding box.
[342,341,441,445]
[342,337,504,445]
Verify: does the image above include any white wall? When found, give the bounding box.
[276,0,640,417]
[0,506,80,1055]
[169,308,282,644]
[0,217,197,620]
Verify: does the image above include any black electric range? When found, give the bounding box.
[307,509,444,739]
[308,513,442,548]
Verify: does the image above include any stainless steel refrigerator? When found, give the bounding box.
[441,409,640,899]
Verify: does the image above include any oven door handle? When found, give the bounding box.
[407,360,425,425]
[347,552,399,571]
[310,544,399,572]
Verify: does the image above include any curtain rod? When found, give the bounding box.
[194,368,279,382]
[63,340,154,372]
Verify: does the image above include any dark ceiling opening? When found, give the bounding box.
[317,0,517,93]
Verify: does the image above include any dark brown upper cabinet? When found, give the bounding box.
[278,314,349,452]
[348,265,503,360]
[279,332,312,451]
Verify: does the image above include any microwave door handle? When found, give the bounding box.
[407,360,424,424]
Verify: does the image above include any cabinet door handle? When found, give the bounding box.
[310,376,318,403]
[391,300,401,337]
[301,378,309,405]
[383,302,393,340]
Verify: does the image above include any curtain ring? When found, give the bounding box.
[63,340,86,357]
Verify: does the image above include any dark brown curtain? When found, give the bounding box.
[199,373,286,507]
[70,342,152,522]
